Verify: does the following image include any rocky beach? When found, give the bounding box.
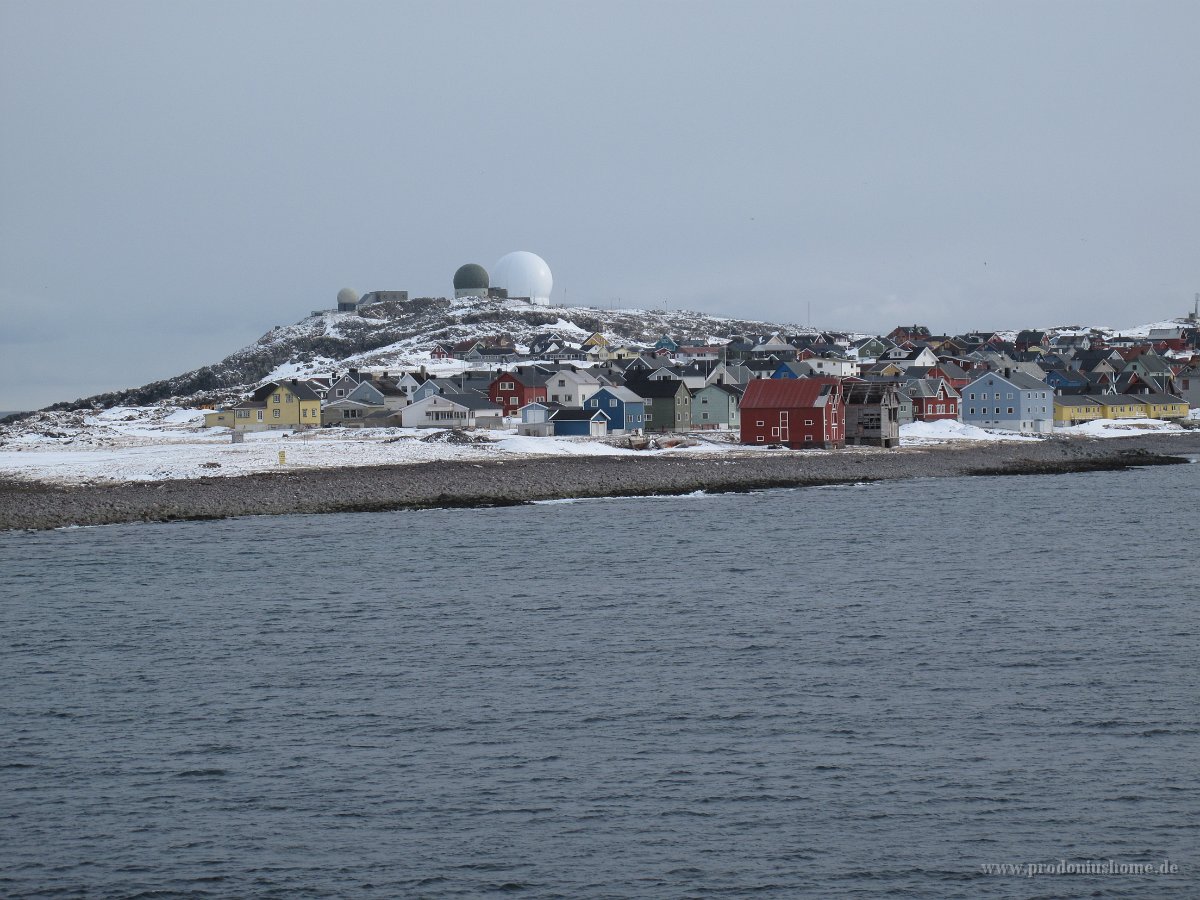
[2,433,1196,531]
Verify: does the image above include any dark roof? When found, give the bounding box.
[549,408,608,421]
[843,382,899,404]
[742,378,839,409]
[251,380,322,402]
[625,378,689,399]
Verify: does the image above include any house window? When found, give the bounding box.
[702,412,709,420]
[510,396,518,404]
[273,395,281,404]
[256,411,263,421]
[756,420,765,426]
[645,413,653,422]
[286,394,293,402]
[609,399,617,407]
[590,399,598,407]
[336,388,345,397]
[804,419,813,425]
[804,435,813,442]
[236,410,249,418]
[1007,407,1014,414]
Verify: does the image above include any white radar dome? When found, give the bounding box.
[493,251,553,306]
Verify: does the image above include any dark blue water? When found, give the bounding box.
[2,465,1198,898]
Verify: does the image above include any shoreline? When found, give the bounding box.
[2,432,1197,532]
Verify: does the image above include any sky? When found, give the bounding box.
[1,0,1198,409]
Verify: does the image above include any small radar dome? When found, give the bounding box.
[336,288,360,311]
[493,251,553,306]
[453,263,490,298]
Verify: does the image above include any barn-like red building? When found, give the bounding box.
[740,378,845,449]
[488,370,549,415]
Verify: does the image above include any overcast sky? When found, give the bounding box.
[2,0,1197,409]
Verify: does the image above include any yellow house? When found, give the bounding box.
[229,380,322,431]
[1053,396,1104,426]
[1091,396,1150,420]
[580,331,610,349]
[1137,393,1189,420]
[203,410,237,428]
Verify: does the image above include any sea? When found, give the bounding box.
[2,462,1198,898]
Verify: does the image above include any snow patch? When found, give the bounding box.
[900,420,1043,446]
[1056,418,1187,438]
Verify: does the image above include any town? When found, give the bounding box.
[202,305,1200,449]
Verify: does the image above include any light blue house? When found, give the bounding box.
[961,370,1054,433]
[585,387,646,434]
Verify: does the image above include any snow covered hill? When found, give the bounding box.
[39,296,815,412]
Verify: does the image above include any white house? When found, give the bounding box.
[807,356,860,378]
[400,395,475,429]
[544,368,604,407]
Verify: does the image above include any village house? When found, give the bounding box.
[488,368,549,415]
[1053,396,1105,426]
[690,383,742,430]
[516,401,557,436]
[627,378,692,432]
[584,386,646,434]
[550,407,610,437]
[903,378,961,421]
[842,382,900,447]
[545,367,605,407]
[960,370,1054,433]
[740,378,845,449]
[400,395,476,429]
[227,380,322,431]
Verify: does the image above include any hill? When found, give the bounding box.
[40,297,815,412]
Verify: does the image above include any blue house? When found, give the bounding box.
[771,361,811,379]
[1045,368,1090,394]
[550,408,610,437]
[585,386,646,434]
[961,370,1054,433]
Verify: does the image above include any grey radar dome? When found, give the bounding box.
[453,263,490,298]
[336,288,360,311]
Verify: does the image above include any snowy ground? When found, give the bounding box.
[3,406,1192,485]
[0,406,787,485]
[1055,418,1188,438]
[898,416,1190,447]
[899,420,1043,446]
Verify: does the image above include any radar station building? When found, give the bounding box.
[454,263,490,299]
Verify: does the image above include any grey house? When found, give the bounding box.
[626,378,692,432]
[843,382,900,448]
[961,370,1054,433]
[690,383,742,430]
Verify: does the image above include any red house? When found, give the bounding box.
[905,378,961,421]
[487,370,549,415]
[740,378,845,449]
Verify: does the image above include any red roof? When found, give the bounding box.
[742,378,840,409]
